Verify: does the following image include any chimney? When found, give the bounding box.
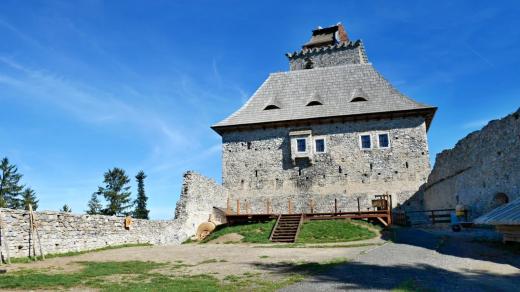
[302,23,349,50]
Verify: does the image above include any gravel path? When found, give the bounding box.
[281,228,520,291]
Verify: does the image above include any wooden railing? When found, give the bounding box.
[393,209,464,226]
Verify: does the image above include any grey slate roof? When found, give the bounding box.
[212,63,436,132]
[475,198,520,225]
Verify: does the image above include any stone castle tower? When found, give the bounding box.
[212,23,436,213]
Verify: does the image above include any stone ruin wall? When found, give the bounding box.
[0,171,227,258]
[221,117,432,214]
[423,108,520,218]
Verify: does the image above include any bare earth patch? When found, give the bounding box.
[208,233,244,244]
[4,240,380,278]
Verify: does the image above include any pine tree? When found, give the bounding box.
[98,168,133,216]
[86,191,102,215]
[21,187,39,210]
[0,157,24,209]
[61,204,72,212]
[133,170,149,219]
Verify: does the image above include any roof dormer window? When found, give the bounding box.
[306,101,322,106]
[264,96,281,110]
[264,104,280,110]
[350,88,368,102]
[306,92,323,106]
[351,97,367,102]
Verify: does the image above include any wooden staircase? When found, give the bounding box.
[269,214,304,243]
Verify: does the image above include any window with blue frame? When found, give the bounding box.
[378,133,389,148]
[360,134,371,149]
[315,138,325,153]
[296,138,307,152]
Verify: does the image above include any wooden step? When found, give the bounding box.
[269,214,304,243]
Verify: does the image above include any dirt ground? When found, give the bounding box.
[4,238,384,279]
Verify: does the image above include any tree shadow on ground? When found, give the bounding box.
[383,227,520,269]
[254,260,520,291]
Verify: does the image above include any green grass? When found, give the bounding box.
[0,260,306,291]
[0,261,165,289]
[9,243,152,264]
[202,220,276,243]
[296,220,377,243]
[202,219,377,244]
[0,255,355,291]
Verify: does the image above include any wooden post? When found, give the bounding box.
[226,197,231,215]
[28,206,36,260]
[236,200,240,215]
[0,211,3,265]
[288,199,292,214]
[388,193,393,225]
[29,205,44,260]
[334,198,338,214]
[268,199,272,214]
[310,199,314,214]
[357,197,361,214]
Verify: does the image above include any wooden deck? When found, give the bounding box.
[226,210,392,226]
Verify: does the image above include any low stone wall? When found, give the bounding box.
[0,171,228,259]
[0,209,182,258]
[422,107,520,218]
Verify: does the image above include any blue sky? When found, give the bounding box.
[1,1,519,219]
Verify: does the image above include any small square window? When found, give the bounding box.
[315,138,325,153]
[296,138,307,152]
[378,133,389,148]
[360,135,371,149]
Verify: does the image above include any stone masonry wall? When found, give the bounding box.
[288,45,367,71]
[0,209,181,258]
[174,171,228,234]
[0,171,227,258]
[221,116,431,213]
[423,108,520,218]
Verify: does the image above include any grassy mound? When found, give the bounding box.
[296,220,377,243]
[202,219,377,244]
[202,220,275,243]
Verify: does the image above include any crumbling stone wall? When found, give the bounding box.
[0,171,227,258]
[423,108,520,218]
[222,117,431,213]
[174,171,228,233]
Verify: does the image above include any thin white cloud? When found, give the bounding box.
[0,56,189,149]
[461,118,490,130]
